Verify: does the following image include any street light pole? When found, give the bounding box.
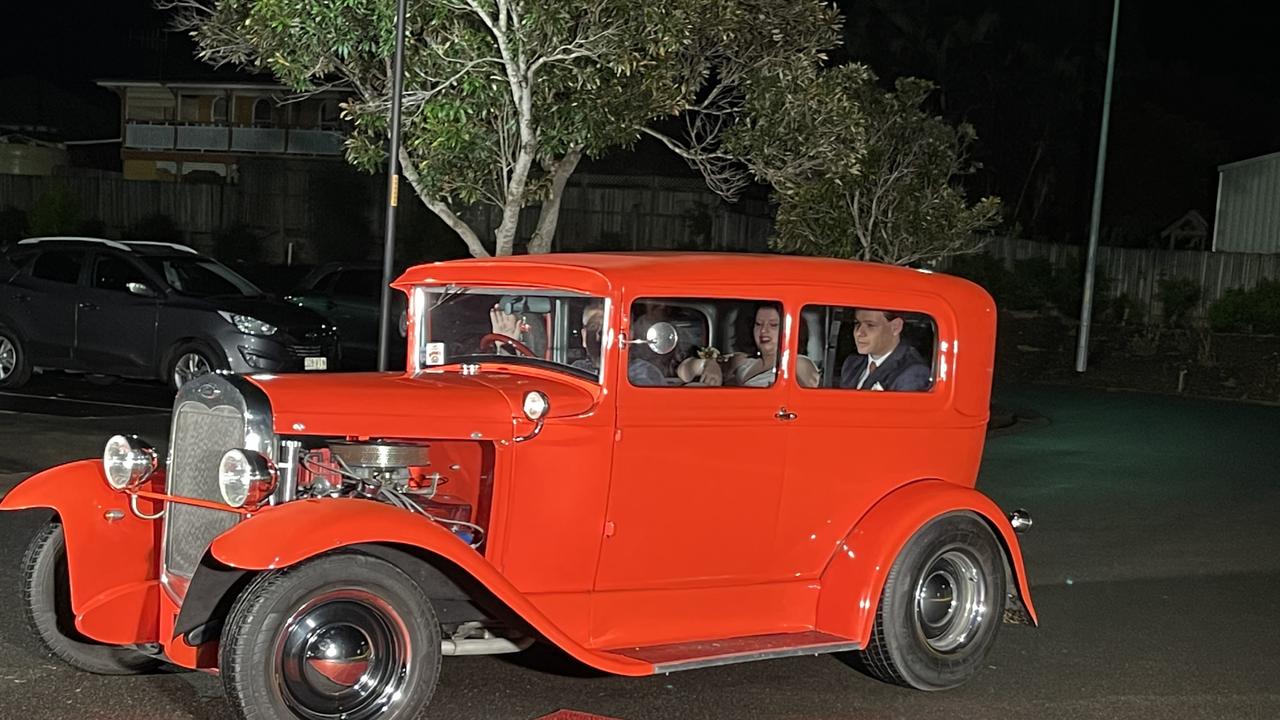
[377,0,409,371]
[1076,0,1121,372]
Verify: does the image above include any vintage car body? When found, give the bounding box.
[2,253,1035,719]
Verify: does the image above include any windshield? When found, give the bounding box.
[418,287,605,380]
[140,255,262,297]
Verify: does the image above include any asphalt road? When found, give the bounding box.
[0,377,1278,719]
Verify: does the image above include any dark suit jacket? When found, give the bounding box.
[838,343,931,391]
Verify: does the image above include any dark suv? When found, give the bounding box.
[287,261,406,369]
[0,237,341,390]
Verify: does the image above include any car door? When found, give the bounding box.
[774,296,951,579]
[75,251,160,375]
[592,295,792,643]
[4,248,86,368]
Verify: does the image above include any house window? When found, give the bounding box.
[212,96,228,124]
[252,98,274,127]
[318,100,341,130]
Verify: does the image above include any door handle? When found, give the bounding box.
[12,294,30,303]
[77,301,99,310]
[774,407,798,421]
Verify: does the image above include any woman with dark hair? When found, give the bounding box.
[677,304,819,388]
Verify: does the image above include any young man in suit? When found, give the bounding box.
[838,308,931,391]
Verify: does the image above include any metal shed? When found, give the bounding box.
[1213,150,1280,253]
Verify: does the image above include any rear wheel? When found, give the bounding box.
[21,523,160,675]
[858,513,1006,690]
[221,553,442,720]
[0,327,32,388]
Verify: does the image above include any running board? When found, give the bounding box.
[608,631,860,673]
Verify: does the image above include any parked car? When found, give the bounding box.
[286,261,406,369]
[1,253,1036,720]
[0,237,341,391]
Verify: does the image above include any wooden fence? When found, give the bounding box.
[0,170,772,262]
[981,236,1280,320]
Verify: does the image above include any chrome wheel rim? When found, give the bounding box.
[172,352,211,389]
[274,589,412,720]
[914,548,988,653]
[0,337,14,380]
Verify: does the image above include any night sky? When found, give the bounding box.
[3,0,1278,246]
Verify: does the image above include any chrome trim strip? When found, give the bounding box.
[649,640,861,674]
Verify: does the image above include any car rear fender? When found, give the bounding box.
[207,498,655,676]
[815,479,1037,644]
[0,459,162,644]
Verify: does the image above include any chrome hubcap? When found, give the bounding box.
[914,549,987,653]
[173,352,211,389]
[0,337,14,380]
[275,590,411,720]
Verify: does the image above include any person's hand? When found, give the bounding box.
[489,306,521,337]
[699,360,724,386]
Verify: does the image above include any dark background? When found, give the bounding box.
[3,0,1279,248]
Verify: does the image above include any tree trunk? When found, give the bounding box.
[399,148,491,258]
[527,146,584,254]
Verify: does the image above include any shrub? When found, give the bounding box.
[1208,280,1280,335]
[28,186,83,236]
[0,206,28,246]
[1157,276,1201,327]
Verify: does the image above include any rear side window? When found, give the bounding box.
[30,250,84,285]
[801,304,936,392]
[333,269,382,299]
[93,255,151,293]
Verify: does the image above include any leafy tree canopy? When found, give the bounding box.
[167,0,841,256]
[728,62,1000,265]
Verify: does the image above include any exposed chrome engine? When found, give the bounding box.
[294,440,485,548]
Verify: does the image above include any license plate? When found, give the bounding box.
[304,357,327,371]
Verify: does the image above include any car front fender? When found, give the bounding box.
[0,459,162,644]
[816,479,1037,645]
[208,498,655,676]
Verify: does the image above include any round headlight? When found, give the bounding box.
[218,448,278,508]
[102,434,157,490]
[522,391,549,421]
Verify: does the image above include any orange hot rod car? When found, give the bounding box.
[2,253,1035,719]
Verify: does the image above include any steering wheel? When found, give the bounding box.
[479,333,536,358]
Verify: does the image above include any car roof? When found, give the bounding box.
[16,236,200,256]
[396,252,987,302]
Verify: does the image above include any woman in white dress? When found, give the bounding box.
[677,305,819,388]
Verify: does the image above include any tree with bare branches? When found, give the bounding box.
[163,0,841,257]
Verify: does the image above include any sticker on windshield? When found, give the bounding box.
[424,342,446,366]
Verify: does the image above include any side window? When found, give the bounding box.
[332,269,382,300]
[627,297,782,389]
[802,304,935,392]
[30,250,84,285]
[93,255,151,293]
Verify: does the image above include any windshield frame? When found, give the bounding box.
[409,284,608,382]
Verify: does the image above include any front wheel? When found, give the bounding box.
[0,327,32,388]
[858,513,1007,691]
[168,342,225,392]
[21,523,160,675]
[221,553,442,720]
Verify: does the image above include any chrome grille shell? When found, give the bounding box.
[162,373,275,601]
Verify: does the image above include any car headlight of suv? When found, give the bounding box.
[218,449,278,508]
[218,311,277,336]
[102,434,157,490]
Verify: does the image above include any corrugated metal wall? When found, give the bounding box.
[1214,151,1280,253]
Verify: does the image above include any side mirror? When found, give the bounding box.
[126,282,158,298]
[642,321,678,355]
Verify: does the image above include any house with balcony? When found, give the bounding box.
[96,80,349,183]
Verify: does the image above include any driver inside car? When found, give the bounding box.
[490,300,665,385]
